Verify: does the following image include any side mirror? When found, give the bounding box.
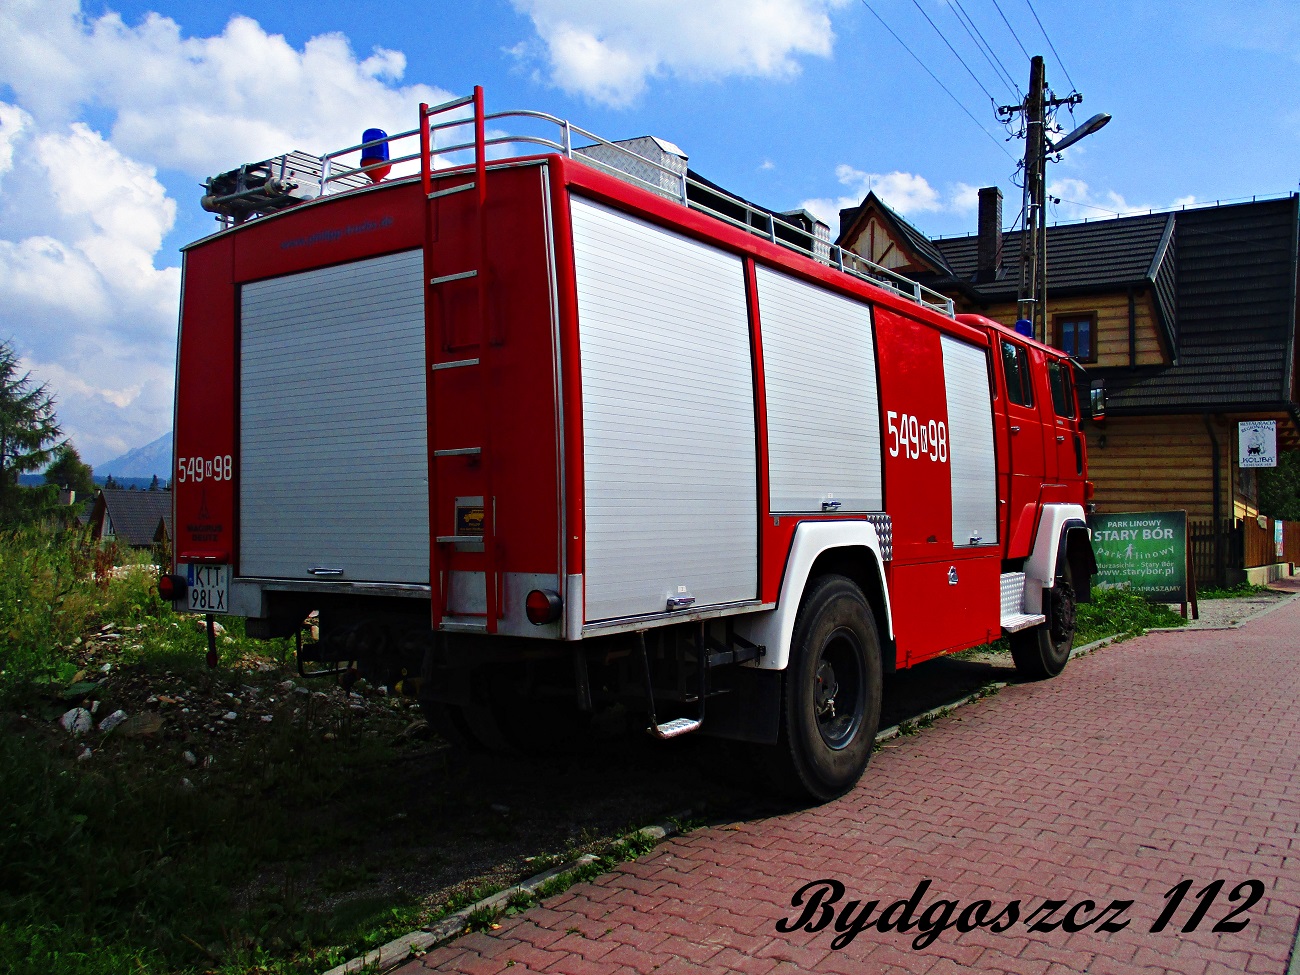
[1089,383,1106,421]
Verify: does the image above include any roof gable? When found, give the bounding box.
[91,488,173,547]
[837,193,953,276]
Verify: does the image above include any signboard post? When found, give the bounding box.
[1238,420,1277,469]
[1088,510,1193,616]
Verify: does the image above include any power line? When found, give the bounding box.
[1023,0,1077,92]
[908,0,998,105]
[989,0,1031,61]
[948,0,1023,99]
[858,0,1015,160]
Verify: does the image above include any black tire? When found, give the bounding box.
[768,574,882,803]
[1010,562,1077,680]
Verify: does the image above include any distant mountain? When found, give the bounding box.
[98,431,173,480]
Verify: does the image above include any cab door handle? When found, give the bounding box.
[1056,435,1066,442]
[1010,425,1021,434]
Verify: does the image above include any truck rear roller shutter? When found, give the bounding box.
[941,334,998,548]
[571,197,758,622]
[756,266,882,513]
[239,249,429,584]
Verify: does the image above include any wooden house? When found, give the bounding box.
[837,191,1300,583]
[88,487,173,550]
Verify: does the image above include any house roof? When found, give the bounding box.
[930,211,1173,295]
[90,488,173,547]
[925,196,1299,415]
[1101,196,1299,414]
[837,192,956,276]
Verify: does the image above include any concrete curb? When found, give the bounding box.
[321,817,688,975]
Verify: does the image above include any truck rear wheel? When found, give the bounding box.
[769,574,881,802]
[1010,563,1076,680]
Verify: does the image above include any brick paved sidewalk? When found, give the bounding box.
[396,599,1300,975]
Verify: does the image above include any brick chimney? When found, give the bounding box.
[976,186,1003,282]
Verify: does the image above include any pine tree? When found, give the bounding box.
[0,340,62,521]
[45,443,96,499]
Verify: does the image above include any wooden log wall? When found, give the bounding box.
[1084,415,1232,521]
[974,289,1167,367]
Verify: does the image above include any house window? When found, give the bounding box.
[1055,313,1097,362]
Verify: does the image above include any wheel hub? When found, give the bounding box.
[1050,582,1076,644]
[815,661,839,718]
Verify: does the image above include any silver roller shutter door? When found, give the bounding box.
[941,334,998,548]
[239,249,429,583]
[756,266,882,512]
[571,197,758,622]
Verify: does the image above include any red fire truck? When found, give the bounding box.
[166,89,1098,800]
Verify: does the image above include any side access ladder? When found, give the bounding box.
[421,87,501,633]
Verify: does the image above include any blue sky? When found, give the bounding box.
[1,0,1297,463]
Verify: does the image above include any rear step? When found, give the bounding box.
[1000,572,1046,633]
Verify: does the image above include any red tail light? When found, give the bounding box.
[1084,480,1095,502]
[525,589,562,625]
[158,574,188,601]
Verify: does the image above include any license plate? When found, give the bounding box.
[184,563,229,614]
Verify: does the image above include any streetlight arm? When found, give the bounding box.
[1049,113,1112,153]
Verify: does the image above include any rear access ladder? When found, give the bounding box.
[422,87,500,633]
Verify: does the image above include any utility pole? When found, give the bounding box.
[999,55,1082,344]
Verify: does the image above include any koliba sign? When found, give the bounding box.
[1088,511,1187,603]
[1238,420,1277,469]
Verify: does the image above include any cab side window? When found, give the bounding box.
[1001,340,1033,407]
[1047,360,1076,418]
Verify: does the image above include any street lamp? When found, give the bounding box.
[1050,113,1112,154]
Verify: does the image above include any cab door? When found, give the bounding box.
[1045,356,1084,486]
[998,339,1046,557]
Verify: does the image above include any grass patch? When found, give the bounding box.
[1195,582,1273,600]
[1077,586,1185,642]
[0,527,430,974]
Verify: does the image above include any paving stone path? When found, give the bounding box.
[396,591,1300,974]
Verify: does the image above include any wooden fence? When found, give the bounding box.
[1190,515,1298,588]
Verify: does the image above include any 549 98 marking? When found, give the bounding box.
[886,411,948,463]
[177,454,232,483]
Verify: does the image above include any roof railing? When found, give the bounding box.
[223,89,957,318]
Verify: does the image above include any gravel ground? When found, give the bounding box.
[1164,588,1296,628]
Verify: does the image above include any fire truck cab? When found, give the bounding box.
[169,89,1097,800]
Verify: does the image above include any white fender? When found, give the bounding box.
[1023,503,1089,613]
[734,521,893,671]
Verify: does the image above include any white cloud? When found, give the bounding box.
[0,102,33,190]
[1046,177,1197,221]
[798,164,979,231]
[0,2,450,177]
[511,0,848,106]
[0,3,455,464]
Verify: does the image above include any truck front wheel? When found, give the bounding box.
[769,574,881,802]
[1010,563,1076,680]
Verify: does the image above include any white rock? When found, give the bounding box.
[60,708,92,735]
[182,750,198,766]
[294,686,310,696]
[192,618,227,635]
[223,711,238,721]
[260,715,273,723]
[76,746,92,761]
[90,700,100,714]
[98,710,128,733]
[99,663,112,673]
[180,777,195,791]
